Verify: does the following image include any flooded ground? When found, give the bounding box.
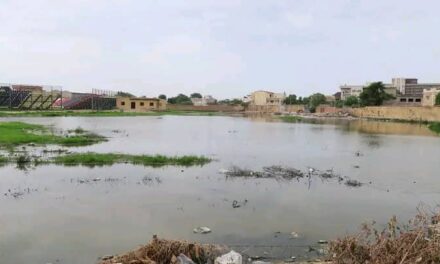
[1,116,440,263]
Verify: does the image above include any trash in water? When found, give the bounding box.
[290,231,300,238]
[263,166,304,179]
[215,250,242,264]
[318,240,328,244]
[224,166,303,180]
[345,179,363,187]
[193,227,212,234]
[99,236,225,264]
[232,199,248,208]
[172,253,195,264]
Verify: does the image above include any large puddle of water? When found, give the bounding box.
[1,116,440,263]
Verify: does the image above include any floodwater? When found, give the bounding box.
[1,116,440,263]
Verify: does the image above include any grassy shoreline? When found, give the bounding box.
[0,122,106,147]
[53,152,211,167]
[0,152,212,168]
[428,122,440,133]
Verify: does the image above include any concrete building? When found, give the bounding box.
[116,96,167,111]
[247,90,286,106]
[340,85,363,100]
[340,78,440,105]
[422,88,440,106]
[191,95,217,106]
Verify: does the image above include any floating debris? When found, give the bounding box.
[263,166,304,179]
[193,227,212,234]
[223,166,365,189]
[290,231,300,239]
[345,179,363,187]
[232,199,248,208]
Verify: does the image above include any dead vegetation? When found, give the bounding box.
[328,208,440,264]
[99,236,226,264]
[223,165,361,188]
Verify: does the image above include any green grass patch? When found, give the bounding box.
[428,122,440,134]
[0,110,220,117]
[0,122,106,147]
[0,155,8,163]
[53,152,211,167]
[279,115,303,123]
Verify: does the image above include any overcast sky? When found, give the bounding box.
[1,0,439,99]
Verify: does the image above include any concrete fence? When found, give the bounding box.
[349,106,440,122]
[167,104,244,112]
[246,104,305,113]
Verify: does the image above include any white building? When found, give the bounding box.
[191,95,217,106]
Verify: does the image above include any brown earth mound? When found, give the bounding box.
[99,236,227,264]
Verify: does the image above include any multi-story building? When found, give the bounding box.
[246,90,286,106]
[340,85,364,100]
[340,78,440,105]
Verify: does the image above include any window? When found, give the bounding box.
[150,102,154,106]
[131,102,136,109]
[400,98,406,102]
[408,98,414,102]
[415,98,421,102]
[121,101,125,106]
[140,102,144,106]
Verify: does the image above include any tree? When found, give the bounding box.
[167,94,192,104]
[158,94,167,100]
[218,98,244,105]
[344,96,359,107]
[308,93,326,112]
[359,82,394,106]
[190,93,202,98]
[435,93,440,106]
[283,94,298,105]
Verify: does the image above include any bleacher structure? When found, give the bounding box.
[58,89,117,110]
[0,85,117,110]
[0,85,61,110]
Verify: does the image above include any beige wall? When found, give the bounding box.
[246,104,305,113]
[167,104,244,112]
[422,89,440,107]
[252,91,271,106]
[350,106,440,122]
[250,91,285,106]
[116,97,167,111]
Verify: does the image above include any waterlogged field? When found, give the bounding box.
[1,116,440,263]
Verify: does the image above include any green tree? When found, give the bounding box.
[344,96,359,107]
[359,82,393,106]
[435,93,440,106]
[308,93,326,112]
[167,94,192,104]
[190,93,202,98]
[158,94,167,100]
[283,94,298,105]
[335,100,344,108]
